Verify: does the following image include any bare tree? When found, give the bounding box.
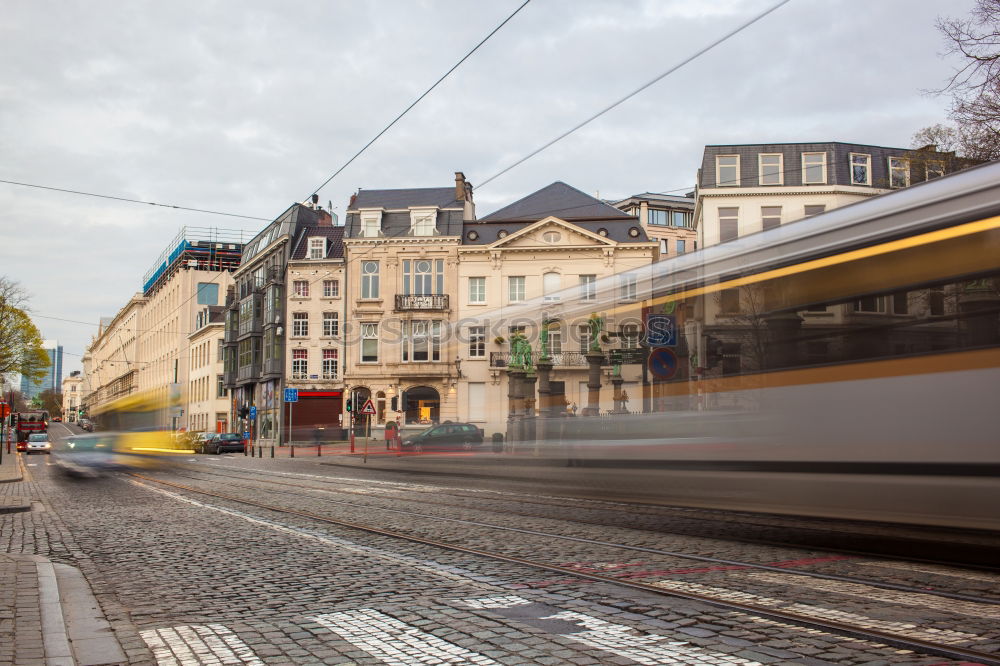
[922,1,1000,161]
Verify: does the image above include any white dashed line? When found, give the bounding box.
[648,579,983,645]
[741,570,1000,619]
[461,595,762,665]
[312,609,501,665]
[140,623,264,665]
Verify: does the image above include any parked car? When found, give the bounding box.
[400,423,485,452]
[206,433,246,455]
[190,432,216,454]
[25,433,52,455]
[78,418,94,432]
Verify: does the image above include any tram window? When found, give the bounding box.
[893,292,909,315]
[719,289,740,314]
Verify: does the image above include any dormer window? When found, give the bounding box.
[359,210,383,238]
[308,237,326,259]
[410,208,437,236]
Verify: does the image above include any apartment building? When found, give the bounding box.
[457,181,657,436]
[690,141,966,386]
[694,141,962,248]
[61,372,84,422]
[186,307,228,434]
[82,296,144,415]
[222,201,332,444]
[283,221,346,440]
[610,192,696,260]
[136,228,243,429]
[341,173,473,429]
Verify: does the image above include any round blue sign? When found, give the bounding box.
[649,348,678,379]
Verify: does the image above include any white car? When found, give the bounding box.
[25,433,52,455]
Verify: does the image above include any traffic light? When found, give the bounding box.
[705,336,725,368]
[390,395,398,411]
[238,406,249,419]
[346,399,352,412]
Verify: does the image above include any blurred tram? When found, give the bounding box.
[67,388,193,472]
[489,161,1000,531]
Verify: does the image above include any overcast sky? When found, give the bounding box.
[0,0,974,374]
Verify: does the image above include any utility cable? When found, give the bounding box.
[307,0,532,199]
[0,178,271,221]
[477,0,793,189]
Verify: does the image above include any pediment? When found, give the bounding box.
[488,216,615,249]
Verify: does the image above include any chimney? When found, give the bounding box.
[455,172,467,202]
[310,193,320,209]
[317,209,333,226]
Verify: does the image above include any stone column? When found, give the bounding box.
[764,312,803,370]
[959,285,1000,347]
[535,359,553,444]
[506,369,524,452]
[582,351,604,416]
[521,371,538,450]
[611,377,625,414]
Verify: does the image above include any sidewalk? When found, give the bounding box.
[1,452,128,665]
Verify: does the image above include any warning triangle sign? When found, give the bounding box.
[359,399,376,415]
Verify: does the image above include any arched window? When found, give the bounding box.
[403,386,440,426]
[543,272,561,302]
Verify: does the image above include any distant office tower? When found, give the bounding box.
[20,340,63,400]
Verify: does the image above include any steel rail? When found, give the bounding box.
[130,471,1000,666]
[167,463,1000,605]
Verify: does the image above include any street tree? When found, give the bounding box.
[919,0,1000,161]
[37,389,63,417]
[0,276,50,385]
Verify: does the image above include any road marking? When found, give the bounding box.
[648,579,982,645]
[131,480,502,591]
[312,609,501,665]
[742,570,1000,619]
[140,623,264,665]
[854,560,1000,583]
[460,596,762,665]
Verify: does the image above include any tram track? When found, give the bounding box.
[167,461,1000,601]
[129,469,1000,666]
[178,458,1000,568]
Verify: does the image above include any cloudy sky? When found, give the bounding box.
[0,0,973,373]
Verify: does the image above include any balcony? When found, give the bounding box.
[224,326,238,344]
[237,363,261,383]
[267,266,284,284]
[263,358,283,377]
[223,369,237,387]
[488,348,647,368]
[395,294,449,311]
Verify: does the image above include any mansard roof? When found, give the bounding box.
[479,181,633,223]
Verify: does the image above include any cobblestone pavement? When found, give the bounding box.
[3,440,998,665]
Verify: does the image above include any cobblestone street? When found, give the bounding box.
[3,428,999,666]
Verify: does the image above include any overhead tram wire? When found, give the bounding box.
[306,0,532,201]
[476,0,793,190]
[0,179,271,222]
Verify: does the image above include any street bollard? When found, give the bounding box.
[317,443,321,457]
[244,445,248,457]
[290,444,295,458]
[270,445,274,458]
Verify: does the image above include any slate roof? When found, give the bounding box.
[290,224,344,260]
[352,187,461,210]
[344,186,466,239]
[479,182,633,222]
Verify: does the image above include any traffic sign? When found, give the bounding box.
[649,348,678,379]
[249,406,257,419]
[358,399,376,415]
[284,388,299,403]
[646,314,676,347]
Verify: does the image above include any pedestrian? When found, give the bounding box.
[569,402,577,416]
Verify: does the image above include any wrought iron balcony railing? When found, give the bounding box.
[395,294,449,311]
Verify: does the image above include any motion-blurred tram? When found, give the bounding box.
[489,161,1000,531]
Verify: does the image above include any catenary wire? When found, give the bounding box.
[476,0,793,190]
[0,178,271,221]
[307,0,532,200]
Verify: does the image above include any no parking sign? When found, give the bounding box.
[649,348,678,379]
